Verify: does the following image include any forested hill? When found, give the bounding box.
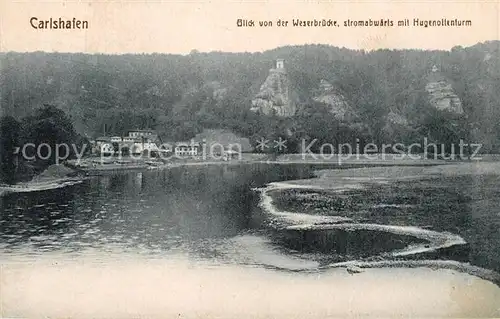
[1,41,499,151]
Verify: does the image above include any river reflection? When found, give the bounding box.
[0,164,315,259]
[2,163,500,317]
[1,163,500,273]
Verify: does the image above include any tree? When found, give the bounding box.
[0,116,20,184]
[2,44,500,152]
[112,142,120,154]
[21,104,79,165]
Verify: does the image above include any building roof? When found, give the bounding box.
[129,134,159,141]
[122,138,142,143]
[175,141,201,147]
[128,129,154,133]
[96,136,111,142]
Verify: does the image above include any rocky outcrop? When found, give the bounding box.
[312,80,357,121]
[386,111,408,126]
[204,81,228,102]
[425,69,464,115]
[251,68,296,117]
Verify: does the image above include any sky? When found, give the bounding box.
[0,0,499,54]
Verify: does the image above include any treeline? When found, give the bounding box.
[1,41,499,152]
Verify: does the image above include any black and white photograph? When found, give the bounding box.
[1,1,500,317]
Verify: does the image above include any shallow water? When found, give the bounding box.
[1,162,500,317]
[267,166,500,272]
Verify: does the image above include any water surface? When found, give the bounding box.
[1,163,500,272]
[2,162,500,317]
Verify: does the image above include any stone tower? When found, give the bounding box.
[276,59,284,69]
[250,58,295,116]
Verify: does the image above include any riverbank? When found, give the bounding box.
[65,152,454,175]
[65,153,272,174]
[0,164,84,196]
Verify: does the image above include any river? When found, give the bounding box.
[1,163,500,317]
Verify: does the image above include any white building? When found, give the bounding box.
[174,142,200,157]
[123,137,136,143]
[276,59,284,69]
[128,130,154,138]
[95,130,161,156]
[131,141,160,155]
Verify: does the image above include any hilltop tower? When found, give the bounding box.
[276,59,284,69]
[251,58,295,116]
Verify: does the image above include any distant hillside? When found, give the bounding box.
[1,41,499,151]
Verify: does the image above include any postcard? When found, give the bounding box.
[1,0,499,317]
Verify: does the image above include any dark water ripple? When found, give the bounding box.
[1,163,500,277]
